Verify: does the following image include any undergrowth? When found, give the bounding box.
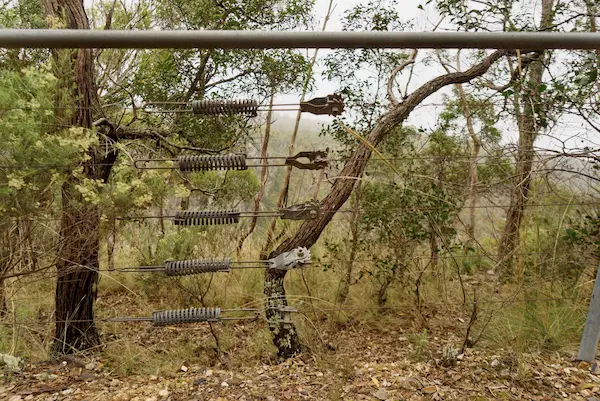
[0,217,594,375]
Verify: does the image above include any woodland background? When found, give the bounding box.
[1,1,600,399]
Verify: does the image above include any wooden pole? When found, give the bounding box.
[578,261,600,361]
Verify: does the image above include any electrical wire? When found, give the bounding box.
[0,147,596,170]
[4,201,595,224]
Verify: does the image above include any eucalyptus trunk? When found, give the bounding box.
[337,185,361,304]
[497,0,554,279]
[44,0,117,353]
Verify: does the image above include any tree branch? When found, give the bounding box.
[272,49,523,258]
[204,71,252,90]
[483,53,540,91]
[387,49,418,107]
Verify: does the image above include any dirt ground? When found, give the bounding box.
[1,317,599,401]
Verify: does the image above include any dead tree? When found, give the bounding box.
[264,49,519,358]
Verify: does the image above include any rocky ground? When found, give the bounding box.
[1,323,600,401]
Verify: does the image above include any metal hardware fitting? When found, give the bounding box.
[117,257,264,275]
[173,210,241,226]
[300,94,344,116]
[266,306,298,328]
[191,99,258,116]
[133,151,328,172]
[164,258,231,276]
[153,307,221,325]
[178,154,247,171]
[117,248,312,275]
[105,307,274,325]
[170,200,321,226]
[280,200,321,220]
[141,94,343,116]
[285,151,328,170]
[268,247,311,270]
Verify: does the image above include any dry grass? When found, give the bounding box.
[0,215,593,376]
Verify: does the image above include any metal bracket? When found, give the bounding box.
[285,150,328,170]
[300,93,345,116]
[268,247,311,270]
[266,306,298,328]
[280,200,321,220]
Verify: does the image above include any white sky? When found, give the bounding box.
[280,0,449,135]
[287,0,598,151]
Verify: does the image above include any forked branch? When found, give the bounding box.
[387,49,418,106]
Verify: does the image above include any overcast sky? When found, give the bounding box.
[282,0,595,151]
[282,0,450,137]
[81,0,595,150]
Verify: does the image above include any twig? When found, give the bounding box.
[387,49,418,107]
[460,289,478,354]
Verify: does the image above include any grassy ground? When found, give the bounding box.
[0,216,596,399]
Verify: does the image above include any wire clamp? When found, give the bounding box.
[268,247,311,270]
[267,306,298,328]
[300,93,345,116]
[285,151,329,170]
[280,200,321,220]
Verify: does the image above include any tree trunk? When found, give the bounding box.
[455,76,481,247]
[44,0,117,353]
[337,184,361,304]
[0,278,6,318]
[377,273,394,307]
[429,231,439,271]
[466,133,480,245]
[107,216,116,271]
[264,49,511,358]
[497,0,554,279]
[23,220,38,271]
[239,91,275,257]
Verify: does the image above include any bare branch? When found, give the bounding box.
[387,49,418,107]
[204,71,252,90]
[483,53,540,91]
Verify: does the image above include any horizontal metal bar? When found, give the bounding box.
[0,30,600,50]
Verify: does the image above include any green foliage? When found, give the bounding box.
[322,0,411,142]
[0,0,45,29]
[360,131,465,259]
[563,211,600,256]
[0,1,48,70]
[477,150,515,185]
[189,170,260,206]
[0,68,95,218]
[438,92,501,144]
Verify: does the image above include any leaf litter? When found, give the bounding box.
[0,323,598,400]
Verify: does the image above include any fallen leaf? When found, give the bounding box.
[423,385,438,394]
